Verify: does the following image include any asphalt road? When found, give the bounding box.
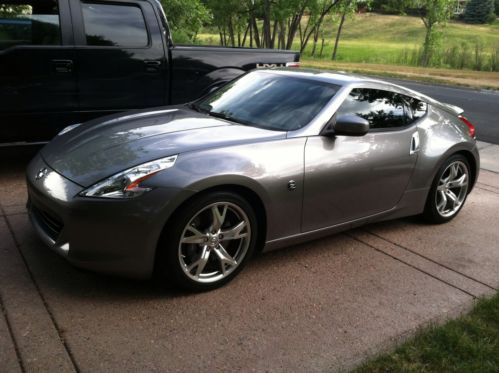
[387,78,499,144]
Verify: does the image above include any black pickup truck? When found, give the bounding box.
[0,0,299,144]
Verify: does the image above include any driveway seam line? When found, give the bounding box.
[346,233,478,298]
[480,168,499,175]
[2,212,28,217]
[0,292,25,373]
[476,185,499,195]
[364,229,498,291]
[476,181,499,189]
[1,206,81,373]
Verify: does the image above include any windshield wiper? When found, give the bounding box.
[188,102,207,113]
[206,111,249,126]
[206,111,231,120]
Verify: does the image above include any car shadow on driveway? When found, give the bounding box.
[4,208,414,301]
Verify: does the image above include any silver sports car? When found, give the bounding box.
[27,69,479,290]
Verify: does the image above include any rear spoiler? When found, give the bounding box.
[438,103,464,116]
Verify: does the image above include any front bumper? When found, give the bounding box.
[26,153,191,279]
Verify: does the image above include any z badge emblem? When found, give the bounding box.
[35,167,48,180]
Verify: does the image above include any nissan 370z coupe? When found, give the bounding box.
[27,69,479,290]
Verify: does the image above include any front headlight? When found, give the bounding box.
[79,155,178,199]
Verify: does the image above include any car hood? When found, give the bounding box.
[41,107,285,187]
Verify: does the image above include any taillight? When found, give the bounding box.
[458,115,476,138]
[286,61,300,68]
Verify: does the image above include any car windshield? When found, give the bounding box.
[193,71,340,131]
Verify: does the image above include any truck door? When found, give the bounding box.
[0,0,77,142]
[69,0,167,122]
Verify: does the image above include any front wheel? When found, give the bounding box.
[157,192,257,291]
[422,155,471,224]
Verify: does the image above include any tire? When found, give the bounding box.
[422,154,471,224]
[156,191,258,291]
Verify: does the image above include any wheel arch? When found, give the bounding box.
[431,147,479,193]
[454,149,478,192]
[154,183,268,273]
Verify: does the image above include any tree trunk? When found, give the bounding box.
[421,24,433,67]
[249,19,253,48]
[301,0,340,54]
[228,18,235,47]
[251,16,261,48]
[311,27,320,57]
[278,19,286,49]
[219,29,224,46]
[242,23,250,47]
[286,5,306,50]
[262,0,271,48]
[270,19,278,49]
[319,36,325,58]
[332,10,347,60]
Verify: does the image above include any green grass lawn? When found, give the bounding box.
[355,293,499,372]
[197,13,499,70]
[307,13,499,61]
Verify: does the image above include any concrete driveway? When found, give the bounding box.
[1,144,498,372]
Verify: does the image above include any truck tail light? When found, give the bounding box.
[286,62,300,68]
[458,115,476,139]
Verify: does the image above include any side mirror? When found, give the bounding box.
[322,114,370,137]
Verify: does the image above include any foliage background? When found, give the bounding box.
[164,0,498,72]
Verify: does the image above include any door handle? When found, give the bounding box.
[410,131,420,155]
[52,59,73,74]
[144,60,161,73]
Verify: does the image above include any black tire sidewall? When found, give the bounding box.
[423,154,471,224]
[157,191,258,291]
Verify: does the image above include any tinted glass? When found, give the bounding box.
[404,96,427,120]
[82,3,147,47]
[195,72,340,131]
[0,1,60,50]
[337,88,408,129]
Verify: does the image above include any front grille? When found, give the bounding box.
[29,201,64,242]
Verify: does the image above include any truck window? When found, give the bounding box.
[0,0,60,50]
[81,2,147,47]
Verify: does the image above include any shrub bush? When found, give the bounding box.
[464,0,496,24]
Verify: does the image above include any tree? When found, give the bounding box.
[206,0,249,47]
[160,0,211,43]
[413,0,454,66]
[298,0,341,53]
[0,4,32,17]
[463,0,496,24]
[371,0,412,14]
[331,0,358,60]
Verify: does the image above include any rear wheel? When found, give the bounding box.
[157,192,257,291]
[423,155,470,224]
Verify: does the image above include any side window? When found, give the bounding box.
[81,2,148,47]
[404,95,428,121]
[0,0,60,50]
[337,88,408,130]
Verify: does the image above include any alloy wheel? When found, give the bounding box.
[178,202,251,283]
[435,160,469,218]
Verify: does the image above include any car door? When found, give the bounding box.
[69,0,167,122]
[0,0,77,142]
[302,87,421,232]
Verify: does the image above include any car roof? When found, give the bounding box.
[257,68,385,87]
[260,68,459,113]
